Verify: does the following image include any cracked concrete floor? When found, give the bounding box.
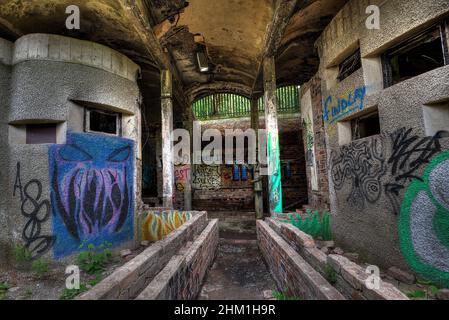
[198,239,277,300]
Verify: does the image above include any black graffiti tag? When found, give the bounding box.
[385,128,448,215]
[330,137,386,209]
[14,163,55,258]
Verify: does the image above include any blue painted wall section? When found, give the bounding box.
[49,132,135,258]
[323,86,366,124]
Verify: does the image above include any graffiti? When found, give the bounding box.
[13,162,55,259]
[175,165,190,192]
[267,131,283,214]
[399,150,449,288]
[142,211,192,242]
[330,137,386,208]
[193,165,221,190]
[303,116,314,164]
[49,132,134,258]
[323,86,366,125]
[385,128,447,215]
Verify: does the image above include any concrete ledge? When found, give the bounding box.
[136,219,219,300]
[257,220,345,300]
[78,212,208,300]
[12,34,140,82]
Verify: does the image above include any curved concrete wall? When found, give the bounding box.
[315,0,449,288]
[1,34,142,264]
[0,39,13,266]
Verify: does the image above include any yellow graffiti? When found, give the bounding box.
[142,211,192,242]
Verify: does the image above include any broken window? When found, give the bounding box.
[351,110,381,141]
[383,21,449,88]
[26,124,57,144]
[85,108,121,135]
[337,48,361,81]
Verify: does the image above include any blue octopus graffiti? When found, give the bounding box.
[48,132,135,258]
[323,86,367,125]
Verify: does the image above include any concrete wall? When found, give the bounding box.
[0,38,13,265]
[0,34,142,264]
[315,0,449,287]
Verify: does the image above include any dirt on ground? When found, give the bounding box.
[0,245,147,300]
[198,239,277,300]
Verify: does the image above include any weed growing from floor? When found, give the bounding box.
[31,257,49,277]
[14,244,33,264]
[60,275,102,300]
[76,242,113,275]
[285,209,332,240]
[0,282,9,300]
[272,289,300,300]
[407,290,426,299]
[325,265,337,285]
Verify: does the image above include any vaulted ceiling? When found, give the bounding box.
[0,0,348,109]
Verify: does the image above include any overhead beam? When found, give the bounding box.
[251,0,299,93]
[121,0,188,109]
[185,81,253,104]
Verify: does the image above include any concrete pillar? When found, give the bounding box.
[263,57,283,215]
[161,70,174,208]
[251,97,264,219]
[183,108,193,211]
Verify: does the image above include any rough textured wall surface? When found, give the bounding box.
[2,34,142,263]
[0,40,12,265]
[316,0,449,287]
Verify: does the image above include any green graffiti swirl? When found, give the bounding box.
[399,150,449,288]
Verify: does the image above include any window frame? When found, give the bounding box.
[337,48,362,82]
[382,20,449,88]
[84,108,122,136]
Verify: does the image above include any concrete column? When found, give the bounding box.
[183,108,193,211]
[161,70,174,208]
[251,97,264,219]
[263,57,283,215]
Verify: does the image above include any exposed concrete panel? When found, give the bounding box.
[12,34,140,82]
[9,61,140,123]
[0,42,12,265]
[0,38,12,65]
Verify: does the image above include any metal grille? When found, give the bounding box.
[193,86,300,120]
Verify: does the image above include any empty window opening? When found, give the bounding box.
[423,102,449,137]
[383,22,448,87]
[337,48,361,81]
[26,124,57,144]
[86,109,121,135]
[351,110,381,141]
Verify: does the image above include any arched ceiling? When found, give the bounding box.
[0,0,349,107]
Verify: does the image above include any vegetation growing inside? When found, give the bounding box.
[272,289,301,300]
[76,242,114,275]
